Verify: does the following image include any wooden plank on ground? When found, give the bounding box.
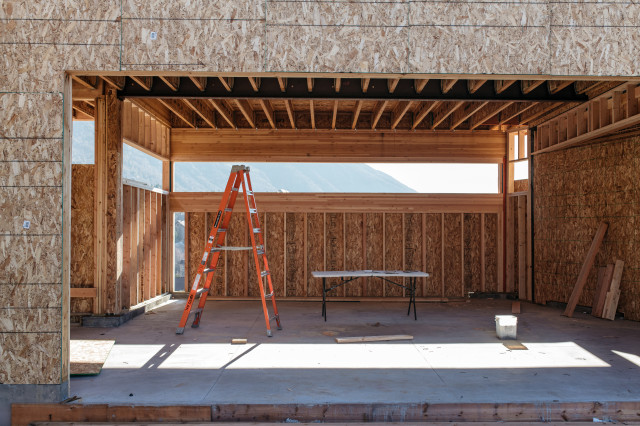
[602,259,624,320]
[335,335,414,343]
[70,340,115,376]
[563,222,608,317]
[592,264,613,318]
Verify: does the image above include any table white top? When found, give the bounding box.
[312,270,429,278]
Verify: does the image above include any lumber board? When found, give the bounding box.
[602,260,624,320]
[69,339,114,376]
[563,222,608,317]
[69,288,97,298]
[170,193,502,214]
[592,264,613,318]
[170,129,506,163]
[335,334,413,343]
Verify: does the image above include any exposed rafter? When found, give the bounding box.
[307,77,314,92]
[310,100,316,129]
[183,98,216,128]
[332,100,339,129]
[158,98,196,128]
[391,101,413,129]
[131,76,153,91]
[277,77,287,92]
[371,100,389,129]
[362,78,370,93]
[469,102,514,130]
[218,77,234,92]
[190,76,207,91]
[284,99,296,129]
[72,100,95,118]
[415,79,429,94]
[248,76,261,92]
[209,99,235,128]
[521,80,545,94]
[441,79,458,94]
[548,80,573,94]
[72,75,98,89]
[160,76,180,91]
[101,76,125,90]
[234,99,255,128]
[411,101,439,129]
[450,101,489,130]
[335,77,341,93]
[388,78,400,93]
[431,101,463,129]
[468,80,486,94]
[352,100,363,129]
[495,80,517,94]
[259,99,275,129]
[496,102,539,126]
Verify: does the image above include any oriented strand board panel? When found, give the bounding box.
[0,138,61,162]
[533,135,640,320]
[285,213,305,297]
[464,213,481,293]
[364,213,384,297]
[187,212,206,293]
[384,214,403,297]
[0,332,62,384]
[70,340,115,376]
[226,212,248,297]
[325,213,345,296]
[265,213,285,298]
[424,214,443,297]
[404,213,423,296]
[344,213,364,297]
[0,93,63,138]
[443,213,463,298]
[71,165,95,316]
[0,187,62,235]
[306,213,325,297]
[247,212,265,298]
[0,235,62,284]
[484,213,499,293]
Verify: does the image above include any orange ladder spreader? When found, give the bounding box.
[176,165,282,336]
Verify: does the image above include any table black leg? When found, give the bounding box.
[412,277,417,320]
[322,278,327,321]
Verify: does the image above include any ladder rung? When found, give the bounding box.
[264,293,273,299]
[203,268,215,273]
[261,270,270,277]
[196,288,208,296]
[246,190,253,196]
[232,187,239,192]
[253,228,261,234]
[224,208,233,212]
[257,249,264,255]
[249,208,257,214]
[188,307,203,317]
[217,228,227,233]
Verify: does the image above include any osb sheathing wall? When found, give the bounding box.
[1,0,640,387]
[533,136,640,321]
[70,165,94,321]
[185,211,500,299]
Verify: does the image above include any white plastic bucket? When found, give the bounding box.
[495,314,518,339]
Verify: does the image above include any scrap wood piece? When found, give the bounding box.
[70,339,115,376]
[592,263,614,318]
[563,222,608,318]
[511,301,521,314]
[335,334,413,343]
[231,338,247,344]
[503,340,528,350]
[602,259,624,321]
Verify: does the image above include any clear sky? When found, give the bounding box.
[367,163,500,193]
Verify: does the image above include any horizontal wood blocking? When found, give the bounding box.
[170,129,506,163]
[122,99,170,160]
[170,193,503,214]
[533,83,639,154]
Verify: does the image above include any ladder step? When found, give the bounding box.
[261,270,270,277]
[249,208,257,214]
[264,292,273,299]
[257,249,264,255]
[246,190,253,196]
[224,208,233,212]
[253,228,261,233]
[217,228,227,233]
[196,288,208,296]
[232,187,239,192]
[203,268,215,273]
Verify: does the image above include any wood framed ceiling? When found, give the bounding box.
[72,75,625,132]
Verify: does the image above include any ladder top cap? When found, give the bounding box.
[231,165,249,172]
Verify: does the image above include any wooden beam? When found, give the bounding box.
[362,78,370,93]
[259,99,276,129]
[331,100,338,129]
[602,260,624,320]
[73,101,95,119]
[277,76,287,92]
[131,76,153,91]
[183,98,216,128]
[592,264,614,318]
[352,100,363,129]
[159,76,180,91]
[234,99,256,128]
[171,192,503,214]
[411,101,439,129]
[563,222,608,317]
[284,99,296,129]
[72,75,98,89]
[157,98,196,128]
[431,101,463,129]
[307,77,314,92]
[371,100,388,129]
[450,101,489,130]
[497,102,539,125]
[468,80,486,94]
[189,76,207,91]
[248,76,261,92]
[171,129,506,163]
[548,80,573,94]
[72,79,104,101]
[441,79,457,94]
[469,102,513,130]
[101,75,125,90]
[129,98,172,128]
[334,77,341,93]
[415,79,429,94]
[627,83,638,117]
[519,102,563,125]
[391,101,413,129]
[388,78,400,93]
[495,80,516,94]
[521,80,545,94]
[310,100,316,129]
[70,287,97,298]
[574,80,600,94]
[218,76,234,92]
[209,99,235,128]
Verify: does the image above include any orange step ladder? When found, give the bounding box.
[176,165,282,336]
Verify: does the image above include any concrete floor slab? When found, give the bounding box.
[70,299,640,406]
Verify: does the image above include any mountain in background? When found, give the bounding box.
[72,121,416,193]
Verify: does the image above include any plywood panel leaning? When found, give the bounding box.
[592,264,614,318]
[602,260,624,320]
